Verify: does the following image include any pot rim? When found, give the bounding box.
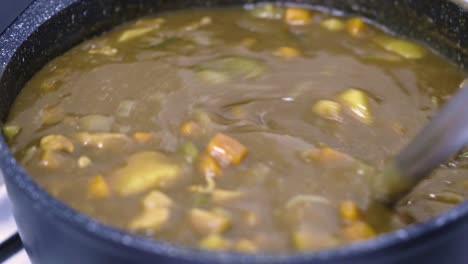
[1,0,468,263]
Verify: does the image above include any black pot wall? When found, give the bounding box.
[0,1,468,263]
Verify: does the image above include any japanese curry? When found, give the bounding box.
[2,5,467,253]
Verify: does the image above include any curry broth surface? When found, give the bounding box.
[4,6,467,253]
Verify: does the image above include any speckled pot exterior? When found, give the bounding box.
[0,1,467,263]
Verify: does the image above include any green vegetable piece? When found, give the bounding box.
[320,18,345,31]
[374,36,425,59]
[312,100,342,121]
[178,142,199,163]
[339,88,372,124]
[79,115,115,132]
[118,27,155,42]
[250,3,284,20]
[2,125,21,141]
[113,151,181,196]
[194,56,267,82]
[116,100,136,117]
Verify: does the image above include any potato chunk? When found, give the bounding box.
[128,207,170,231]
[199,234,231,250]
[343,221,376,241]
[338,88,372,124]
[312,100,342,121]
[207,133,248,166]
[284,7,312,25]
[113,151,181,196]
[142,190,173,209]
[40,134,74,153]
[190,208,231,235]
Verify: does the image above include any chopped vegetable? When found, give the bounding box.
[235,239,257,253]
[116,100,136,117]
[132,132,155,143]
[78,156,92,168]
[118,27,155,42]
[190,208,231,235]
[199,153,222,177]
[189,174,216,194]
[75,132,129,148]
[142,190,173,210]
[113,151,181,196]
[273,47,301,59]
[206,133,248,166]
[88,46,118,56]
[374,36,425,59]
[292,231,340,251]
[250,3,284,20]
[178,142,199,163]
[40,104,65,126]
[284,7,312,25]
[320,18,344,31]
[212,189,242,204]
[312,100,342,121]
[286,194,331,208]
[2,125,21,141]
[88,175,110,199]
[180,121,202,137]
[199,234,231,250]
[194,56,266,82]
[339,200,361,222]
[342,221,376,241]
[338,88,372,124]
[346,18,367,37]
[128,207,170,231]
[79,115,114,132]
[40,134,74,153]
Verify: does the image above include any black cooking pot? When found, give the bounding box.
[1,0,468,263]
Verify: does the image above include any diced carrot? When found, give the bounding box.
[180,121,202,137]
[339,200,361,222]
[346,18,367,37]
[343,221,376,241]
[132,132,154,143]
[273,47,301,59]
[284,7,312,25]
[88,175,110,199]
[206,133,248,166]
[199,153,222,177]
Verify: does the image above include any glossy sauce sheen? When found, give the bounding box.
[4,6,467,253]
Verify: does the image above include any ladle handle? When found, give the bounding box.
[376,80,468,203]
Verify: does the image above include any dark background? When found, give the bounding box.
[0,0,35,34]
